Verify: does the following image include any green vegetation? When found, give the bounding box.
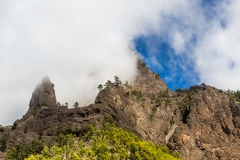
[131,89,143,100]
[152,106,157,112]
[141,97,146,102]
[175,88,194,111]
[98,84,103,91]
[6,140,43,160]
[0,136,7,152]
[114,76,120,86]
[33,106,38,116]
[151,89,171,108]
[24,123,181,160]
[226,89,240,102]
[73,102,79,108]
[138,59,146,67]
[155,98,162,106]
[12,122,17,130]
[38,130,43,140]
[141,103,146,109]
[125,81,129,88]
[104,80,111,87]
[165,98,172,107]
[65,126,73,135]
[155,73,160,79]
[164,127,169,135]
[41,102,47,107]
[56,102,61,107]
[170,116,175,125]
[159,89,170,98]
[0,125,4,132]
[7,117,181,160]
[24,126,28,134]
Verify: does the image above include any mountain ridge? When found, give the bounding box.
[1,60,240,159]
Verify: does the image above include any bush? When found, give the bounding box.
[131,89,143,100]
[0,136,7,152]
[0,125,4,132]
[12,122,17,130]
[6,140,43,159]
[24,126,28,134]
[24,124,181,160]
[73,102,79,108]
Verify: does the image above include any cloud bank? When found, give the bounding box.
[0,0,182,125]
[1,0,240,125]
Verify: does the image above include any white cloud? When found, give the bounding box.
[1,0,240,126]
[193,0,240,90]
[171,31,185,54]
[137,0,240,91]
[0,0,189,125]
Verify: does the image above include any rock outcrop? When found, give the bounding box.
[30,76,56,108]
[26,76,56,116]
[1,61,240,160]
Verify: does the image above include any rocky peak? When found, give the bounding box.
[2,63,240,160]
[133,59,167,95]
[29,76,56,110]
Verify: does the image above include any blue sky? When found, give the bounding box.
[133,0,228,90]
[134,35,200,90]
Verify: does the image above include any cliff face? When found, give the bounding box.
[169,87,240,159]
[23,76,57,119]
[1,61,240,160]
[29,76,56,109]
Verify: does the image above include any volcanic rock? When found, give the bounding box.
[1,61,240,160]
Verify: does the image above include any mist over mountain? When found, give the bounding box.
[1,0,240,138]
[0,60,240,159]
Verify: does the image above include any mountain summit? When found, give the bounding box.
[0,60,240,159]
[22,76,57,121]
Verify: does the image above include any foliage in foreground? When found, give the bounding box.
[24,124,181,160]
[6,140,43,160]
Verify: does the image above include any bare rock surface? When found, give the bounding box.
[29,76,56,108]
[1,61,240,160]
[23,76,57,119]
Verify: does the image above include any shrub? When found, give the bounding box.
[6,140,43,159]
[114,76,120,86]
[170,116,175,125]
[73,102,79,108]
[98,84,103,91]
[24,126,28,134]
[0,136,7,152]
[0,125,4,132]
[24,124,181,160]
[131,89,143,100]
[12,122,17,130]
[155,73,160,79]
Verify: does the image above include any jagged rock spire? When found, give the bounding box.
[132,59,167,94]
[29,76,56,109]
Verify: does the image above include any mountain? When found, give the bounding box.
[0,60,240,159]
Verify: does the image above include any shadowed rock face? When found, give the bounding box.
[29,76,56,109]
[24,76,57,118]
[1,61,240,160]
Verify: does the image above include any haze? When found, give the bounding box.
[1,0,240,125]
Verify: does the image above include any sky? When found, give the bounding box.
[1,0,240,126]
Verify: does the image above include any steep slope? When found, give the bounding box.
[22,76,57,121]
[1,60,240,159]
[23,124,181,160]
[169,86,240,159]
